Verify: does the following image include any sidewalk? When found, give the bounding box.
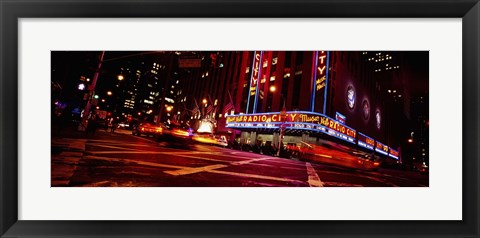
[52,122,138,186]
[51,122,109,186]
[52,121,96,139]
[51,138,86,186]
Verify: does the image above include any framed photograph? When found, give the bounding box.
[1,0,479,237]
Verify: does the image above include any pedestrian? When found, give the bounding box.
[86,111,98,135]
[109,117,117,133]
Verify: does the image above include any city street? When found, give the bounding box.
[52,128,428,187]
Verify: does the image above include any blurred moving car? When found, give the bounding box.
[192,133,217,145]
[285,143,301,158]
[117,122,130,130]
[192,133,228,147]
[161,122,193,143]
[215,135,228,147]
[298,141,380,171]
[132,122,165,137]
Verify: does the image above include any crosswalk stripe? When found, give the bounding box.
[164,164,228,176]
[306,162,324,187]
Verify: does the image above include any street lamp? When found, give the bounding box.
[117,75,124,81]
[202,99,207,104]
[269,85,276,92]
[408,131,414,143]
[107,91,113,96]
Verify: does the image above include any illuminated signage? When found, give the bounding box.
[250,52,262,96]
[388,148,399,160]
[375,110,381,129]
[347,86,355,109]
[226,111,401,153]
[246,51,264,114]
[311,51,330,113]
[375,141,389,155]
[252,52,261,87]
[362,99,370,120]
[226,111,356,144]
[197,120,214,133]
[335,112,346,124]
[316,51,327,91]
[357,133,375,151]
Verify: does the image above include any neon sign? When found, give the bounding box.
[316,51,327,91]
[388,148,399,160]
[358,133,375,151]
[335,112,346,124]
[252,52,261,87]
[375,141,389,155]
[226,111,401,154]
[347,86,355,109]
[362,99,370,120]
[226,111,356,143]
[250,52,261,96]
[311,51,330,113]
[375,110,381,129]
[246,51,264,114]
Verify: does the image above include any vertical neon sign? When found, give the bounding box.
[323,51,330,114]
[310,51,329,113]
[310,51,319,111]
[246,51,261,113]
[247,51,263,113]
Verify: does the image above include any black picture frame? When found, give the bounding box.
[1,0,478,237]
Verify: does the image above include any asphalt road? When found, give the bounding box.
[52,129,428,187]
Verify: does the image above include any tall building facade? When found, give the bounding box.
[112,52,180,122]
[178,51,427,162]
[109,51,426,163]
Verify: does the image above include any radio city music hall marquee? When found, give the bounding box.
[226,111,357,140]
[226,111,400,159]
